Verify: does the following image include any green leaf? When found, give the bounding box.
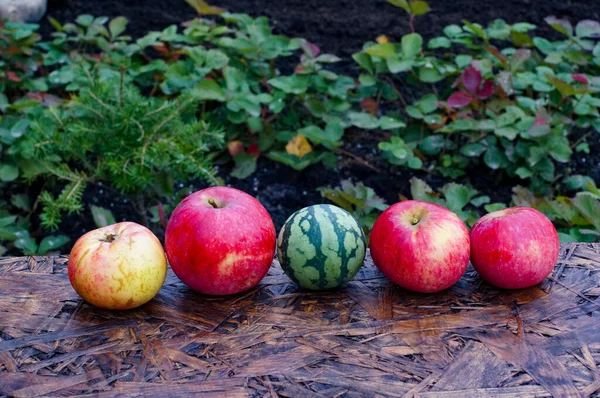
[379,137,409,159]
[348,112,379,129]
[564,175,595,191]
[324,121,345,142]
[401,33,423,59]
[548,139,572,163]
[515,167,533,179]
[109,16,128,39]
[484,146,506,169]
[0,164,19,182]
[90,205,116,228]
[405,105,424,119]
[379,116,406,130]
[38,235,70,255]
[359,74,377,87]
[487,19,511,40]
[546,74,576,96]
[495,127,518,140]
[191,79,226,101]
[364,43,396,58]
[455,55,472,69]
[76,14,94,27]
[529,123,551,137]
[512,22,537,32]
[471,196,490,207]
[48,16,64,31]
[409,0,430,16]
[386,0,410,13]
[418,94,439,114]
[15,234,37,255]
[353,52,375,73]
[11,194,30,211]
[410,177,434,201]
[463,20,486,39]
[428,37,451,49]
[573,193,600,232]
[485,203,506,212]
[441,183,471,212]
[418,135,445,155]
[545,16,573,37]
[461,143,486,157]
[444,25,463,38]
[575,20,600,38]
[407,156,423,169]
[533,37,554,55]
[418,65,443,83]
[268,75,310,94]
[231,152,257,179]
[0,216,17,228]
[386,56,413,73]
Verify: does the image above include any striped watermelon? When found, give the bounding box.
[277,204,366,290]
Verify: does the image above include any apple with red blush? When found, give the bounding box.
[369,200,470,293]
[165,186,276,295]
[469,206,559,289]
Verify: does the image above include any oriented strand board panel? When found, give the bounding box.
[0,243,599,397]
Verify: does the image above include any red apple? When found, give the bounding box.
[165,186,276,295]
[369,200,470,293]
[68,222,167,310]
[470,206,559,289]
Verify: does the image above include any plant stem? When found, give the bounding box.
[570,130,592,150]
[334,148,381,172]
[135,194,150,227]
[385,76,408,108]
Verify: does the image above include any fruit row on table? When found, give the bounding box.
[68,187,560,310]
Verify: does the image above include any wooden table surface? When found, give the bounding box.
[0,243,599,397]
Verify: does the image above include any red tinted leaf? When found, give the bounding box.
[461,66,482,95]
[447,92,474,108]
[27,92,44,101]
[153,44,170,55]
[227,140,245,157]
[477,80,495,99]
[572,74,589,85]
[484,45,507,66]
[535,106,551,124]
[510,49,531,71]
[360,98,379,115]
[301,41,320,57]
[295,65,307,74]
[247,143,260,157]
[6,71,20,82]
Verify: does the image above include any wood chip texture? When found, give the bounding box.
[0,243,599,397]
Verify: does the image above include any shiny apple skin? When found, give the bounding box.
[68,222,167,310]
[165,186,276,295]
[369,200,470,293]
[470,206,559,289]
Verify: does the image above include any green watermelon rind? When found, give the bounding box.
[277,204,366,290]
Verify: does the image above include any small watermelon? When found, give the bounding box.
[277,204,366,290]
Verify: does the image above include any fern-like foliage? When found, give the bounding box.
[25,75,225,229]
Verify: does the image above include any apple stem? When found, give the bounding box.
[208,198,219,209]
[103,234,118,243]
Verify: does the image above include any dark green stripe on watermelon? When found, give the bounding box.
[277,204,366,290]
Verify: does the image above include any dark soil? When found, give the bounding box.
[37,0,600,252]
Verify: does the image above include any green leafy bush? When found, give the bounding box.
[355,5,600,189]
[24,75,224,229]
